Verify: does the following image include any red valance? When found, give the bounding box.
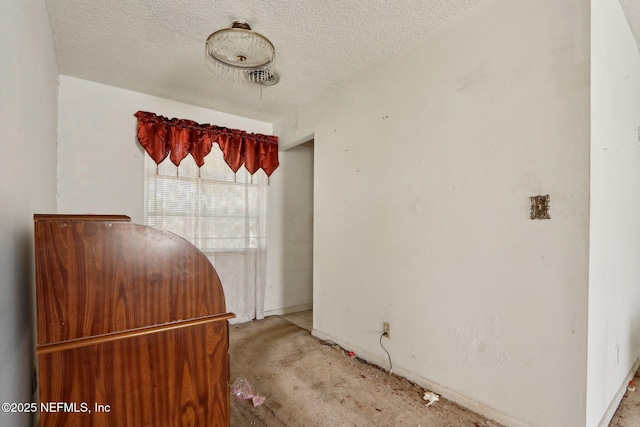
[134,111,279,176]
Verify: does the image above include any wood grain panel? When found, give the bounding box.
[38,320,230,427]
[34,215,227,345]
[35,214,233,426]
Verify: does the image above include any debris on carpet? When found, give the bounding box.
[423,391,440,407]
[231,377,266,407]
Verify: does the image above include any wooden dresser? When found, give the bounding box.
[34,214,234,427]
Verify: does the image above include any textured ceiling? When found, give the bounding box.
[45,1,640,124]
[45,0,486,123]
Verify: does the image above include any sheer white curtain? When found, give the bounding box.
[144,144,267,323]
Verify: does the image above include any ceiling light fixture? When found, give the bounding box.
[205,21,278,85]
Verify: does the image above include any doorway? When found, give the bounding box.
[279,140,314,329]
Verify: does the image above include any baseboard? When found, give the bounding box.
[311,328,530,427]
[264,303,312,317]
[598,356,640,427]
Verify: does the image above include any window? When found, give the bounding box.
[144,143,269,322]
[145,143,267,255]
[138,112,274,323]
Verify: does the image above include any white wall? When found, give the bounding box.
[265,144,314,315]
[0,0,59,426]
[587,0,640,425]
[57,76,311,316]
[276,0,591,426]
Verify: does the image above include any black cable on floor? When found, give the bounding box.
[379,333,393,374]
[320,337,392,372]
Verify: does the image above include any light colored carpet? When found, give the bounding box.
[609,370,640,427]
[229,316,503,427]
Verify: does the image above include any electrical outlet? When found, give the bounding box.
[383,322,391,338]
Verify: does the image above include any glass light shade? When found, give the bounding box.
[206,22,275,70]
